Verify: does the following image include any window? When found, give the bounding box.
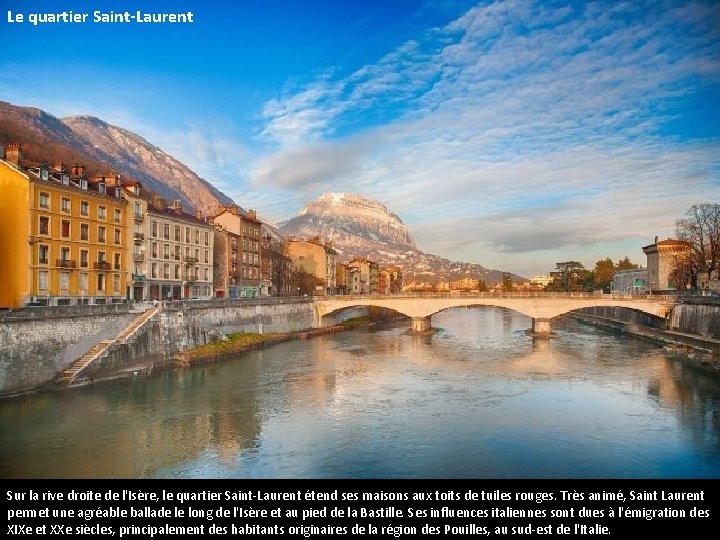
[38,244,49,264]
[98,226,106,243]
[60,247,70,262]
[80,250,89,268]
[60,272,69,291]
[205,232,209,246]
[163,263,170,279]
[151,220,158,237]
[61,220,71,238]
[97,274,106,292]
[185,227,190,243]
[174,265,180,279]
[204,250,209,264]
[113,252,121,270]
[113,273,120,292]
[39,192,49,209]
[80,201,89,216]
[163,224,170,240]
[163,244,169,259]
[195,230,199,244]
[134,202,143,218]
[205,268,209,281]
[175,226,181,242]
[114,228,121,244]
[174,245,181,260]
[98,206,106,219]
[79,273,88,292]
[97,251,106,263]
[114,209,121,223]
[39,216,50,235]
[80,223,89,241]
[38,271,48,291]
[61,197,71,213]
[152,242,158,258]
[151,262,158,278]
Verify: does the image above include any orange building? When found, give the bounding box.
[0,144,128,308]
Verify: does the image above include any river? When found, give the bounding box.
[1,308,719,479]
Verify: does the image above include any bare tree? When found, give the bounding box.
[675,203,720,289]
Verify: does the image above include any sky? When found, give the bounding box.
[1,0,719,278]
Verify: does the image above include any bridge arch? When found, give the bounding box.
[315,294,674,337]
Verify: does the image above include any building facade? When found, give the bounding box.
[378,267,403,294]
[0,145,130,307]
[285,237,337,295]
[346,258,379,295]
[146,199,214,300]
[642,237,693,292]
[212,206,263,298]
[611,268,648,294]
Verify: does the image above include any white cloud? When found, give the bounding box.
[250,0,719,275]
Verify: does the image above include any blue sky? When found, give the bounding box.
[1,0,719,278]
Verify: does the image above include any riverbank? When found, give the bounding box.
[568,312,720,370]
[173,317,384,368]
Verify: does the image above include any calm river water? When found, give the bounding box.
[1,308,719,479]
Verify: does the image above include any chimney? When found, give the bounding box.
[54,161,64,172]
[195,209,204,220]
[4,143,22,167]
[170,200,182,214]
[654,236,658,244]
[248,209,257,221]
[152,195,165,210]
[71,163,86,177]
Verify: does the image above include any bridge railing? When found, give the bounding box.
[315,292,674,301]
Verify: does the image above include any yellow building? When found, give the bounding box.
[0,145,128,308]
[285,237,337,295]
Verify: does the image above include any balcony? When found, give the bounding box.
[186,275,198,283]
[133,212,144,221]
[132,273,146,282]
[184,256,199,264]
[56,259,77,269]
[94,261,111,271]
[134,232,145,243]
[133,253,145,262]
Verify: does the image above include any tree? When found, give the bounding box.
[501,273,513,292]
[675,203,720,289]
[593,258,615,292]
[289,270,323,296]
[616,256,639,271]
[669,254,692,290]
[550,261,587,292]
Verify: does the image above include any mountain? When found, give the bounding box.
[1,101,522,284]
[0,101,234,214]
[279,192,524,285]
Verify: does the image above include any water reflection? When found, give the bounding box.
[1,308,719,479]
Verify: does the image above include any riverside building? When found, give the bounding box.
[145,198,214,300]
[0,144,129,308]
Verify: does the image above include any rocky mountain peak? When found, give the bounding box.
[280,192,416,251]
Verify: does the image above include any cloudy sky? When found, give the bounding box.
[1,0,718,277]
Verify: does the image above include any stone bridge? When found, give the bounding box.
[314,292,676,337]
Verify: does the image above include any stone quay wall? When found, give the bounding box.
[0,298,322,397]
